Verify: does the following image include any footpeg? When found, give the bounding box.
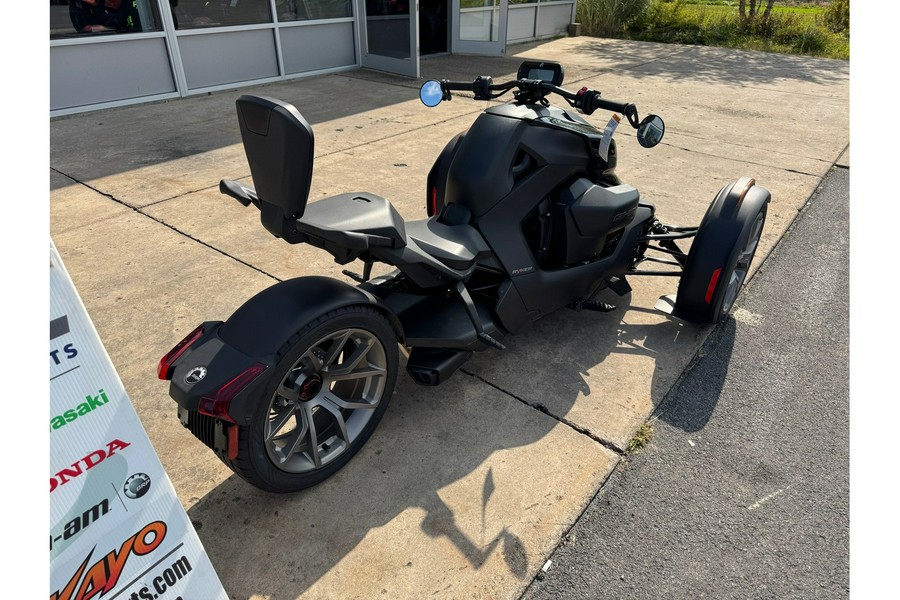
[570,299,616,313]
[654,294,676,315]
[477,332,506,350]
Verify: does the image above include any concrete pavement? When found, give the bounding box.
[49,37,849,599]
[522,165,850,600]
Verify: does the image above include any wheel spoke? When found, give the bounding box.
[323,337,371,379]
[327,365,386,383]
[266,403,298,443]
[274,418,309,465]
[323,390,378,411]
[318,396,350,443]
[302,403,322,469]
[322,330,353,367]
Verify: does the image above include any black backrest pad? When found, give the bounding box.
[236,95,314,236]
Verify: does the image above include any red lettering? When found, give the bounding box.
[81,449,106,470]
[56,464,84,485]
[50,439,131,493]
[106,439,130,455]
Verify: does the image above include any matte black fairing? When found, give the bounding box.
[442,103,650,319]
[444,105,596,217]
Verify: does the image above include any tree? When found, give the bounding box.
[739,0,777,22]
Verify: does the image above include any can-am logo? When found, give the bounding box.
[123,473,151,499]
[49,439,131,494]
[184,366,207,384]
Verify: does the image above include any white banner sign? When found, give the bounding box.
[49,240,228,600]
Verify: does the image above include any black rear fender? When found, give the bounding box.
[166,276,402,423]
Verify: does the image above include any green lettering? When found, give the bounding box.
[85,389,108,411]
[52,389,111,433]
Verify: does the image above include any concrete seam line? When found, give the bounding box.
[655,143,824,178]
[459,368,626,456]
[671,130,838,166]
[50,169,283,284]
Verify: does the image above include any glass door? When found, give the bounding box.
[358,0,420,78]
[451,0,508,56]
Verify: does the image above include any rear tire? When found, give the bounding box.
[675,180,769,324]
[225,306,398,492]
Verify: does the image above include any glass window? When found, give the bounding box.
[276,0,352,22]
[50,0,162,39]
[172,0,272,30]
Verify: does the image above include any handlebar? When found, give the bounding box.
[436,77,641,128]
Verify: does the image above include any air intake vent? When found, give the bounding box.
[511,150,536,183]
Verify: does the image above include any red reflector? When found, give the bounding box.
[704,268,723,304]
[227,424,239,460]
[198,363,268,424]
[429,186,438,216]
[157,324,205,380]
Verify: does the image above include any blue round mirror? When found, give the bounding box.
[419,80,444,108]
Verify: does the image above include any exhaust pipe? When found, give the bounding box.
[405,348,473,386]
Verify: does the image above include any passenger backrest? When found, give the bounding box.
[236,95,314,241]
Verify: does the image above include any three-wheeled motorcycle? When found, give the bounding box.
[158,61,769,492]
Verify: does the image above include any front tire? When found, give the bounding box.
[226,306,398,492]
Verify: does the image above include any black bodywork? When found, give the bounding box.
[160,73,769,466]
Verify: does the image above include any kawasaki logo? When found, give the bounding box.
[50,439,131,494]
[50,389,111,433]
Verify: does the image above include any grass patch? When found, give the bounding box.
[627,422,655,453]
[576,0,849,60]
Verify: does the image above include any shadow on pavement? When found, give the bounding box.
[184,293,731,598]
[654,316,736,433]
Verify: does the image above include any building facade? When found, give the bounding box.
[50,0,577,116]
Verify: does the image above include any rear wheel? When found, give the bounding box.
[226,306,398,492]
[675,179,769,324]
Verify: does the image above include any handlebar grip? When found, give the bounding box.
[576,88,639,127]
[593,98,630,114]
[441,81,475,92]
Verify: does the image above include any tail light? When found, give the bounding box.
[198,363,268,424]
[157,324,205,380]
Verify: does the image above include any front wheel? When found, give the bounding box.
[226,306,399,492]
[675,178,770,324]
